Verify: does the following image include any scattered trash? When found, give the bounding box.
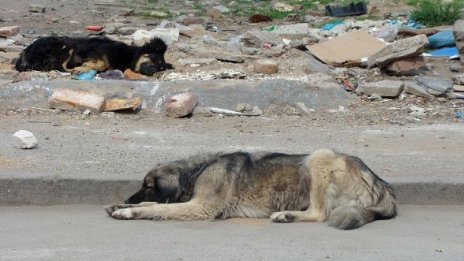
[424,47,459,59]
[341,78,358,91]
[103,97,142,112]
[455,111,462,119]
[210,107,243,116]
[11,130,38,149]
[321,19,344,31]
[262,25,277,32]
[325,2,367,17]
[205,22,219,32]
[307,30,386,67]
[86,25,104,32]
[124,69,145,80]
[74,70,97,80]
[98,70,124,80]
[427,31,455,49]
[373,24,399,42]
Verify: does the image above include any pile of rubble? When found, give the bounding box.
[0,1,463,119]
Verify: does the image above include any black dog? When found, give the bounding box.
[15,36,173,75]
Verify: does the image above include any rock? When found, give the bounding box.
[132,28,179,46]
[103,23,125,34]
[398,27,438,37]
[235,103,252,113]
[269,23,309,39]
[295,102,314,114]
[251,106,263,116]
[213,5,230,13]
[367,34,429,68]
[0,26,21,37]
[408,105,426,118]
[179,58,215,67]
[82,109,92,116]
[384,56,426,76]
[215,53,245,63]
[181,16,212,26]
[150,10,169,18]
[416,77,453,96]
[253,59,279,74]
[368,93,383,101]
[453,74,464,85]
[249,14,272,23]
[450,60,463,72]
[356,80,404,98]
[11,130,38,149]
[454,85,464,92]
[192,106,212,117]
[165,92,198,118]
[273,2,294,12]
[202,35,218,45]
[29,4,45,13]
[48,89,105,113]
[117,27,139,35]
[103,97,142,112]
[403,81,435,100]
[454,24,464,64]
[120,8,135,16]
[241,30,283,48]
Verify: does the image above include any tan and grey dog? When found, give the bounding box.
[105,149,397,229]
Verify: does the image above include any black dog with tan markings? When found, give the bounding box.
[15,36,173,75]
[105,149,397,229]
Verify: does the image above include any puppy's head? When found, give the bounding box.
[135,38,173,75]
[125,167,180,204]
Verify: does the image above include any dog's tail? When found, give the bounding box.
[308,149,397,230]
[327,183,397,230]
[328,204,396,230]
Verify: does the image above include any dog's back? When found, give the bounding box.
[15,36,73,72]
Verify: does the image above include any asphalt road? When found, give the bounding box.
[0,205,463,261]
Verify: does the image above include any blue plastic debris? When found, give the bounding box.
[428,31,455,49]
[74,70,97,80]
[321,19,344,31]
[406,18,424,29]
[426,47,459,58]
[455,111,462,119]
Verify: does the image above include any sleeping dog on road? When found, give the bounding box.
[105,149,397,230]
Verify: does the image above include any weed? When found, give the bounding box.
[410,0,462,27]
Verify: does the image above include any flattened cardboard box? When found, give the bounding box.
[307,30,386,67]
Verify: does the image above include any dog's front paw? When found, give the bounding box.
[111,208,134,220]
[270,211,294,223]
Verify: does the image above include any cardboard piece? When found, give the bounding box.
[307,30,386,67]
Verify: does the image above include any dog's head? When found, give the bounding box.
[135,38,173,75]
[125,166,180,204]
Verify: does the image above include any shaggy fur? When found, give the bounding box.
[105,149,397,230]
[15,36,173,75]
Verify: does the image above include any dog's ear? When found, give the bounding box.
[142,38,167,54]
[145,176,155,188]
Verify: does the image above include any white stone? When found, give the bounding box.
[12,130,38,149]
[132,28,179,46]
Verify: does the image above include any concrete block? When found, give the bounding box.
[48,89,105,113]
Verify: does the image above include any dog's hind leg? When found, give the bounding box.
[110,200,215,221]
[271,149,343,223]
